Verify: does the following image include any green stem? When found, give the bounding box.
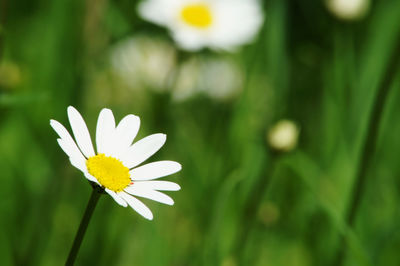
[65,188,101,266]
[232,153,277,265]
[334,34,400,266]
[0,0,8,62]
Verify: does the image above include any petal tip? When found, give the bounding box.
[49,119,58,128]
[100,107,113,114]
[67,106,79,119]
[67,106,76,113]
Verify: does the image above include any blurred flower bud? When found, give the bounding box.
[268,120,299,152]
[221,256,237,266]
[326,0,370,20]
[0,61,22,89]
[258,201,280,226]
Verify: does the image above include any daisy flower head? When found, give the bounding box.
[138,0,264,51]
[50,107,181,220]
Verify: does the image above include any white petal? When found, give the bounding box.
[56,139,87,172]
[67,106,95,158]
[105,189,128,207]
[172,28,208,51]
[130,161,181,181]
[120,133,166,169]
[51,119,87,169]
[137,0,175,26]
[124,186,174,205]
[208,0,264,50]
[84,172,100,185]
[133,181,181,191]
[119,192,154,220]
[69,157,87,173]
[96,108,116,155]
[109,114,140,158]
[50,119,76,145]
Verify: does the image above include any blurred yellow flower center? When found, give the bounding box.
[86,154,131,192]
[181,4,213,28]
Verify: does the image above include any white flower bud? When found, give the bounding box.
[268,120,299,152]
[326,0,370,20]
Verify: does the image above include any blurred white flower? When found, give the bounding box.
[51,106,182,220]
[138,0,264,51]
[109,36,242,101]
[268,120,299,152]
[173,56,243,101]
[201,58,243,100]
[326,0,370,20]
[173,58,199,100]
[110,36,176,90]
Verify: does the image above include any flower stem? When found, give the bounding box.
[65,187,102,266]
[333,33,400,266]
[232,152,277,264]
[0,0,8,62]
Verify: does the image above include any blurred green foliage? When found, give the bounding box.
[1,0,400,265]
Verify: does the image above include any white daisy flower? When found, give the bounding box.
[50,106,182,220]
[138,0,264,51]
[110,36,176,90]
[173,56,243,101]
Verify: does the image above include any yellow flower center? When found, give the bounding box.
[181,4,213,28]
[86,154,131,192]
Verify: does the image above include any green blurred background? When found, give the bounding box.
[1,0,400,265]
